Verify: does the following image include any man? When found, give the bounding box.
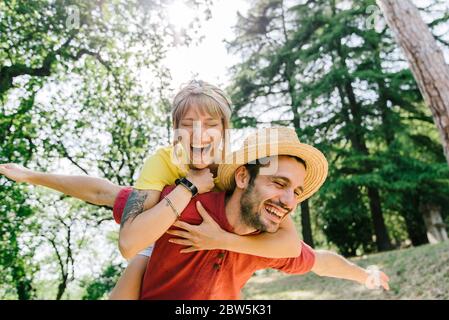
[114,127,390,299]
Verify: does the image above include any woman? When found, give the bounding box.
[0,80,301,299]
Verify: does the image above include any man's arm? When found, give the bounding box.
[311,250,390,290]
[0,163,121,207]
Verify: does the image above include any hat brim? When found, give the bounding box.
[217,142,328,203]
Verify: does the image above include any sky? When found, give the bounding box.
[164,0,250,89]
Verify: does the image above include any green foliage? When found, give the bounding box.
[320,184,375,256]
[81,262,124,300]
[0,182,40,299]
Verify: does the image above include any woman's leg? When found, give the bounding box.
[109,254,149,300]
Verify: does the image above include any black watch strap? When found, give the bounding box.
[175,177,198,197]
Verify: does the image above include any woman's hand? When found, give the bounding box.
[167,201,231,253]
[186,168,214,194]
[0,163,35,183]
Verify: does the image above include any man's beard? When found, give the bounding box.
[239,181,268,232]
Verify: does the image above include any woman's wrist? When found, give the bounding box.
[174,183,193,199]
[219,231,239,251]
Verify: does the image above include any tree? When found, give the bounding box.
[0,92,41,299]
[1,0,210,299]
[229,0,393,251]
[228,0,449,254]
[377,0,449,166]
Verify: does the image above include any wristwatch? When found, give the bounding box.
[175,177,199,197]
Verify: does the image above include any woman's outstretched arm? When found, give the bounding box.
[0,163,121,207]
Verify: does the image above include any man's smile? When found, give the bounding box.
[262,202,290,224]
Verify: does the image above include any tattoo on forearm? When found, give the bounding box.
[120,190,149,228]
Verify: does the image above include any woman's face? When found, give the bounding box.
[176,107,224,170]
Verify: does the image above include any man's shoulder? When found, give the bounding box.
[112,186,134,224]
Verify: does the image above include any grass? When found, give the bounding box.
[242,241,449,300]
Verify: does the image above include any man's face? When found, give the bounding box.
[239,156,306,233]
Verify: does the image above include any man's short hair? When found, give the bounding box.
[226,155,307,193]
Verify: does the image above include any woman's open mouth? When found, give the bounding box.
[190,144,214,164]
[191,144,213,154]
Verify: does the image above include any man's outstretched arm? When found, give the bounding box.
[311,250,390,290]
[0,163,121,207]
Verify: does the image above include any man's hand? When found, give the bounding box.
[186,168,214,194]
[0,163,35,183]
[166,201,230,253]
[312,250,390,291]
[363,266,390,290]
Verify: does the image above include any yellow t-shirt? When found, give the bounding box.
[135,146,221,191]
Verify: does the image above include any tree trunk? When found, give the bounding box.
[56,276,68,300]
[337,80,392,252]
[286,52,315,247]
[420,203,448,244]
[402,194,429,246]
[11,264,34,300]
[300,200,314,247]
[367,187,392,251]
[373,49,396,146]
[377,0,449,165]
[294,115,315,247]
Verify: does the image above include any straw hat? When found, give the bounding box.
[217,127,328,203]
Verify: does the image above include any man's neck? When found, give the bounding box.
[224,191,258,235]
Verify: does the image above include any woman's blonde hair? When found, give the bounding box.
[172,80,232,130]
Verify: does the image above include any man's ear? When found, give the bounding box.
[234,166,250,189]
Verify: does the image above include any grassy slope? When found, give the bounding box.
[243,241,449,300]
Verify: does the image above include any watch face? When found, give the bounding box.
[184,178,198,196]
[183,178,193,188]
[177,178,198,196]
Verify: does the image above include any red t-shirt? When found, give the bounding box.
[113,186,316,300]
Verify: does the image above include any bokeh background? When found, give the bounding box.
[1,0,448,299]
